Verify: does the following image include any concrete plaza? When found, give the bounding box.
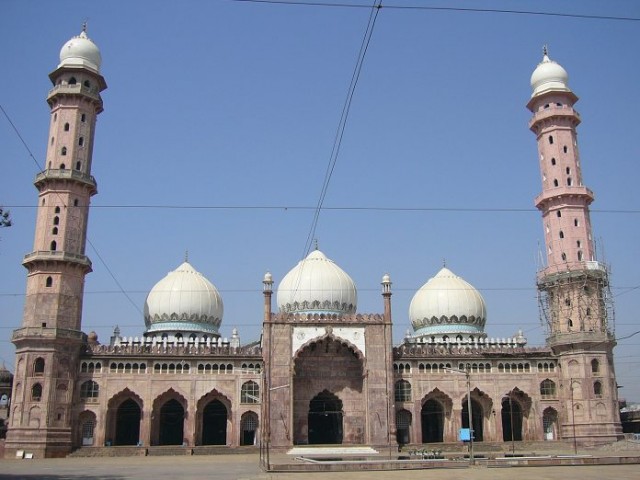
[1,454,640,480]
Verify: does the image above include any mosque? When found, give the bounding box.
[3,29,623,458]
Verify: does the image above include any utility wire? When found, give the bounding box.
[302,0,382,258]
[228,0,640,22]
[1,103,141,316]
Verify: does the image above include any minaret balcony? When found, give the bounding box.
[47,83,101,103]
[537,260,608,284]
[23,250,92,270]
[34,169,97,193]
[535,185,594,209]
[12,326,86,343]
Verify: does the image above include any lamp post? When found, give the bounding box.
[446,364,473,465]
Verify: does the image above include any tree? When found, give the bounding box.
[0,208,11,228]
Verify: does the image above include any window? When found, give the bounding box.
[241,381,260,404]
[80,380,99,401]
[34,357,45,375]
[567,177,572,186]
[78,137,84,147]
[564,298,571,306]
[551,158,556,166]
[568,318,573,328]
[561,253,567,261]
[31,383,43,401]
[81,113,86,122]
[50,240,57,251]
[64,123,70,132]
[553,179,559,187]
[53,216,60,225]
[594,381,603,397]
[75,161,81,170]
[559,231,564,239]
[548,135,554,144]
[574,219,580,227]
[69,77,77,85]
[577,240,581,248]
[566,167,571,175]
[74,199,79,207]
[563,146,568,153]
[556,211,562,218]
[591,359,600,374]
[46,277,53,288]
[394,380,412,402]
[83,80,91,88]
[51,137,54,145]
[52,227,58,235]
[577,251,583,261]
[61,147,67,156]
[540,379,556,398]
[60,164,66,169]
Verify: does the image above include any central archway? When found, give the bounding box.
[502,398,523,441]
[115,399,141,446]
[461,399,484,442]
[308,390,343,444]
[159,399,184,445]
[421,399,444,443]
[202,400,228,445]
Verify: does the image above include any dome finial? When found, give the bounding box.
[543,44,548,57]
[82,21,87,33]
[442,258,446,268]
[314,238,319,251]
[185,250,189,263]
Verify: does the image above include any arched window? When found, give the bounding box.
[568,318,573,328]
[53,216,60,225]
[81,113,86,122]
[577,251,583,261]
[74,199,79,207]
[83,80,91,88]
[80,380,99,401]
[548,135,554,144]
[78,137,84,147]
[31,383,43,401]
[34,357,45,375]
[394,380,412,402]
[567,177,572,186]
[553,179,559,187]
[591,359,600,374]
[50,240,57,251]
[69,77,77,85]
[561,253,567,261]
[241,381,260,404]
[75,161,82,170]
[54,206,61,214]
[60,164,66,169]
[551,158,556,165]
[556,210,562,218]
[540,379,556,398]
[45,276,53,288]
[64,123,70,132]
[593,381,603,397]
[559,231,564,239]
[61,147,67,156]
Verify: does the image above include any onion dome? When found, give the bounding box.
[144,261,223,338]
[277,249,357,315]
[59,26,102,73]
[0,364,13,384]
[530,47,570,97]
[409,267,486,340]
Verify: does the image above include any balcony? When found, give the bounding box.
[23,250,92,269]
[34,169,97,192]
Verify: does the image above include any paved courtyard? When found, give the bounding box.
[0,454,639,480]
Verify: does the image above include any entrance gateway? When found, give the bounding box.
[308,391,343,444]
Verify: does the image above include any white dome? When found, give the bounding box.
[59,29,102,73]
[409,267,486,338]
[277,249,357,315]
[530,51,570,97]
[144,261,223,335]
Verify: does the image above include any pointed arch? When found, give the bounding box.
[151,388,188,446]
[106,388,143,446]
[77,410,97,447]
[293,332,364,362]
[240,411,259,446]
[461,387,492,442]
[196,389,232,446]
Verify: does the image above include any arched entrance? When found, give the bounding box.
[542,407,558,441]
[240,411,258,445]
[421,399,444,443]
[77,411,97,447]
[115,399,141,445]
[202,400,228,445]
[461,399,483,442]
[396,410,412,445]
[308,390,343,444]
[159,399,184,445]
[502,398,523,441]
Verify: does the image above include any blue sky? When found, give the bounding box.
[1,1,640,399]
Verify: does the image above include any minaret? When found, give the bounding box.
[5,27,106,458]
[528,48,622,444]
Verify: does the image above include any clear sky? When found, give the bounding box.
[1,1,640,400]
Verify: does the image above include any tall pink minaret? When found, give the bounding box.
[5,27,106,458]
[528,47,622,444]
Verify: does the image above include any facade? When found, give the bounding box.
[4,32,623,458]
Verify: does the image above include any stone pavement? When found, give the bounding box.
[1,454,640,480]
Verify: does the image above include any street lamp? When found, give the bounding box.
[446,364,474,465]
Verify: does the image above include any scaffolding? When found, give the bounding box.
[537,260,615,341]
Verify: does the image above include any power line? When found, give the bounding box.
[228,0,640,22]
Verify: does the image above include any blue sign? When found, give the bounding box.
[459,428,472,441]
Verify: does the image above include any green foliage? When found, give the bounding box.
[0,207,11,228]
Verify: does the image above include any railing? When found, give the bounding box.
[12,327,86,342]
[48,83,101,101]
[85,342,262,357]
[23,250,92,267]
[34,169,97,188]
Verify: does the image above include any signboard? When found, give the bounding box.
[459,428,473,441]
